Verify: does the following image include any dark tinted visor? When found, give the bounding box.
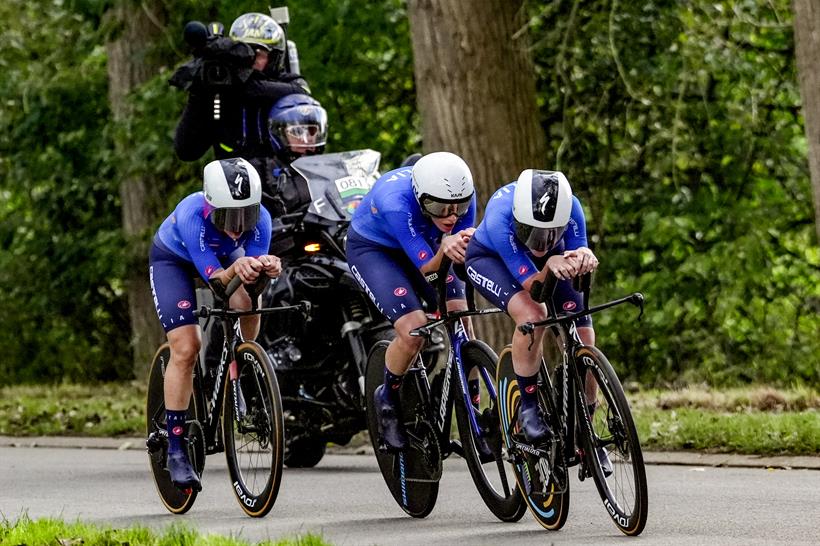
[420,196,471,218]
[211,204,260,233]
[514,222,567,253]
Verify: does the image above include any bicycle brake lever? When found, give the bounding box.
[517,322,534,336]
[299,300,312,319]
[517,322,536,351]
[195,306,212,332]
[629,293,645,320]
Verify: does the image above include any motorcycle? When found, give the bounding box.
[258,149,395,467]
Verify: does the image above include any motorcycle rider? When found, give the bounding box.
[463,169,611,474]
[262,93,328,217]
[345,151,477,450]
[149,158,282,491]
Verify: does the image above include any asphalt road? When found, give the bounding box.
[1,446,819,545]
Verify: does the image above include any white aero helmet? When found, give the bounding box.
[512,169,573,252]
[203,158,262,233]
[411,151,475,218]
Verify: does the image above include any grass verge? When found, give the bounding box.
[1,382,818,455]
[0,515,329,546]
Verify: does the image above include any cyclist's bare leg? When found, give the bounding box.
[385,310,428,375]
[164,324,202,410]
[506,291,548,377]
[231,287,260,341]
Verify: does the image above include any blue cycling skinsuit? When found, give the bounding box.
[346,166,477,322]
[149,192,272,332]
[465,181,592,326]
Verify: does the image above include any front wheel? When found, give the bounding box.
[222,341,284,517]
[454,340,526,522]
[575,345,648,536]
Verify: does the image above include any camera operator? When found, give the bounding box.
[172,13,310,179]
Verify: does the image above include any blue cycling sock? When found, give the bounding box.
[383,366,404,401]
[166,410,187,455]
[516,372,540,411]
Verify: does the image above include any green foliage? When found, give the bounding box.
[526,0,820,385]
[0,0,130,383]
[285,0,419,169]
[0,516,331,546]
[0,383,144,436]
[0,0,817,387]
[636,408,820,455]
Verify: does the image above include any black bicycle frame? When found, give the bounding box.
[409,259,504,455]
[188,277,308,455]
[513,273,644,470]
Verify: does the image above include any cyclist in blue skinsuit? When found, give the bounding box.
[149,158,282,491]
[465,169,612,473]
[346,151,477,450]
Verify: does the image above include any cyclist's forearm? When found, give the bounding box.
[208,267,232,286]
[419,244,446,275]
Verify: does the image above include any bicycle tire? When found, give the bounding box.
[222,341,284,518]
[454,340,526,522]
[365,340,439,518]
[145,343,203,515]
[574,345,648,536]
[496,346,570,531]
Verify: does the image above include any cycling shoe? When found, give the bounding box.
[166,451,202,492]
[374,384,408,451]
[474,435,495,463]
[518,404,552,444]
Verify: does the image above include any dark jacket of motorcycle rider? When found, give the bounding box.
[173,13,311,188]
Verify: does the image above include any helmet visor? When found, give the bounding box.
[420,196,471,218]
[284,124,324,145]
[211,204,260,233]
[514,222,567,253]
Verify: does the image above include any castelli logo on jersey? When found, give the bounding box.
[525,385,537,394]
[172,426,184,436]
[177,300,192,310]
[205,265,216,276]
[418,250,428,261]
[519,265,529,275]
[446,274,454,283]
[394,287,408,297]
[563,301,577,311]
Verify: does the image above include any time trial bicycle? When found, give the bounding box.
[146,274,308,516]
[496,273,648,535]
[364,258,526,520]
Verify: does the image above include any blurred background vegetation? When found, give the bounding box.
[0,0,817,387]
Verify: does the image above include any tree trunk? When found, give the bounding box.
[793,0,820,244]
[407,0,547,350]
[106,0,167,379]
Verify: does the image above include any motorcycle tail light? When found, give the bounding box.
[304,243,321,253]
